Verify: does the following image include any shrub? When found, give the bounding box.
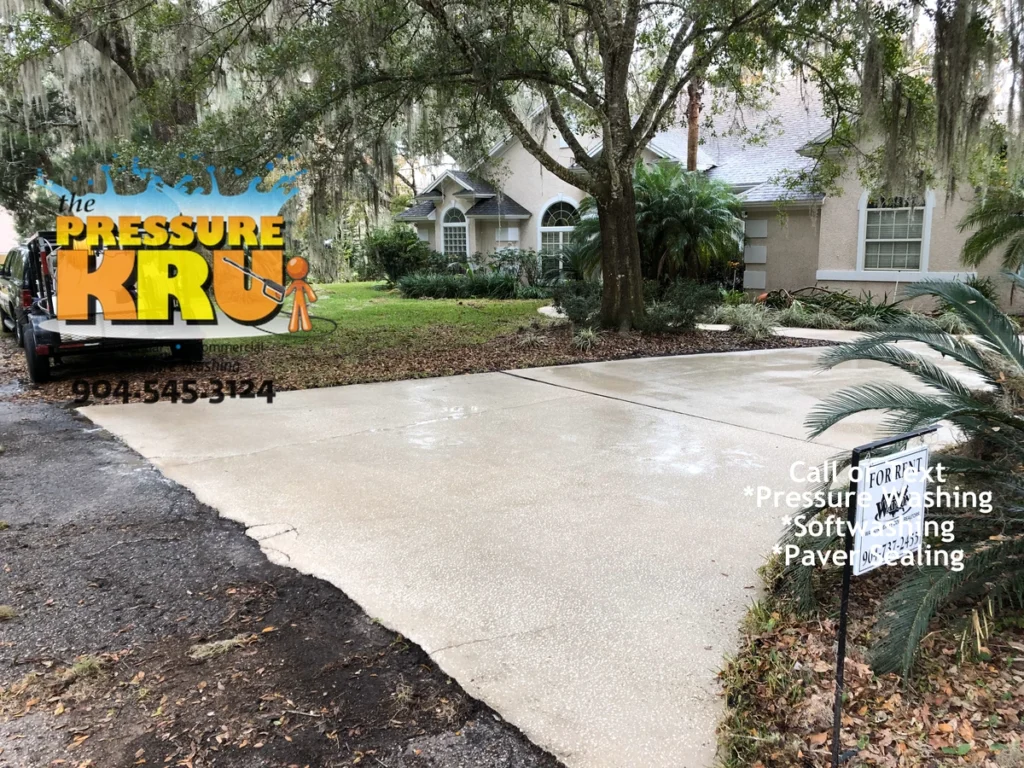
[492,247,543,285]
[547,241,601,282]
[938,275,999,315]
[397,272,520,299]
[765,287,907,324]
[515,285,554,299]
[775,300,844,329]
[705,304,778,340]
[934,309,972,334]
[638,280,720,333]
[847,314,883,332]
[637,301,679,333]
[425,249,467,275]
[721,289,748,306]
[573,327,600,351]
[552,280,602,327]
[642,280,663,304]
[365,226,430,284]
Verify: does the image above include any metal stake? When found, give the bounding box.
[831,447,861,768]
[830,425,937,767]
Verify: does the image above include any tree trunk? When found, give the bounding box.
[686,79,703,172]
[597,175,645,330]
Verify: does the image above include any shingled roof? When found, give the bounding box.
[700,80,832,194]
[464,195,532,218]
[448,171,497,196]
[395,200,436,221]
[576,79,831,204]
[419,170,498,197]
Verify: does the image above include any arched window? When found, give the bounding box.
[442,207,468,256]
[540,200,579,274]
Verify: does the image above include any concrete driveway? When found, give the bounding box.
[83,343,961,767]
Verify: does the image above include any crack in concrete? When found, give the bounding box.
[427,623,560,656]
[247,523,299,542]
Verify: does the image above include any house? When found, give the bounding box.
[397,81,1012,306]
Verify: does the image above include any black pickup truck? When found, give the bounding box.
[0,232,202,383]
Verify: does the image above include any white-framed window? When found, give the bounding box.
[539,200,579,274]
[863,197,925,270]
[442,207,468,256]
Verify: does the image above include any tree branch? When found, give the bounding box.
[413,0,598,193]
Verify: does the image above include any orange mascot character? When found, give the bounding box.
[285,256,317,332]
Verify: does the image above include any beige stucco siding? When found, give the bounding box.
[415,224,435,250]
[816,168,980,278]
[475,222,498,255]
[486,128,586,252]
[742,207,820,292]
[814,169,1022,310]
[429,179,474,254]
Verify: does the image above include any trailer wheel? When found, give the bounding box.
[23,325,51,383]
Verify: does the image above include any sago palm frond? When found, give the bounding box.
[902,281,1024,370]
[785,282,1024,677]
[822,312,998,374]
[958,186,1024,270]
[871,536,1024,674]
[818,341,977,400]
[805,382,968,438]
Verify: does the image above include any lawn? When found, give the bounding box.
[208,281,551,356]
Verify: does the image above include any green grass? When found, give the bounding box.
[206,281,550,357]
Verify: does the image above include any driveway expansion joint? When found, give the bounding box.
[499,369,847,450]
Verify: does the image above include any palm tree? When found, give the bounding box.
[958,185,1024,271]
[782,279,1024,675]
[572,161,743,282]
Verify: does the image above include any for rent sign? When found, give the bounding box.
[852,443,930,575]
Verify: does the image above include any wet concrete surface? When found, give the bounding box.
[81,346,974,767]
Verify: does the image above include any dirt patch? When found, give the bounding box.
[0,324,829,405]
[0,401,560,768]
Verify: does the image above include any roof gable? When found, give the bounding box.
[420,170,497,198]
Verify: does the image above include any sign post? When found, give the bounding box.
[830,426,937,768]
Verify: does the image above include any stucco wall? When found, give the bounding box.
[814,168,1022,310]
[484,128,587,253]
[429,179,474,254]
[741,207,820,292]
[817,168,980,275]
[415,224,435,250]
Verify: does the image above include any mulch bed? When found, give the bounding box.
[0,324,830,405]
[0,402,560,768]
[718,565,1024,768]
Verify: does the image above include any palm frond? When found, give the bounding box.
[805,382,962,438]
[903,281,1024,370]
[871,537,1024,674]
[822,324,998,384]
[818,341,977,400]
[958,187,1024,270]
